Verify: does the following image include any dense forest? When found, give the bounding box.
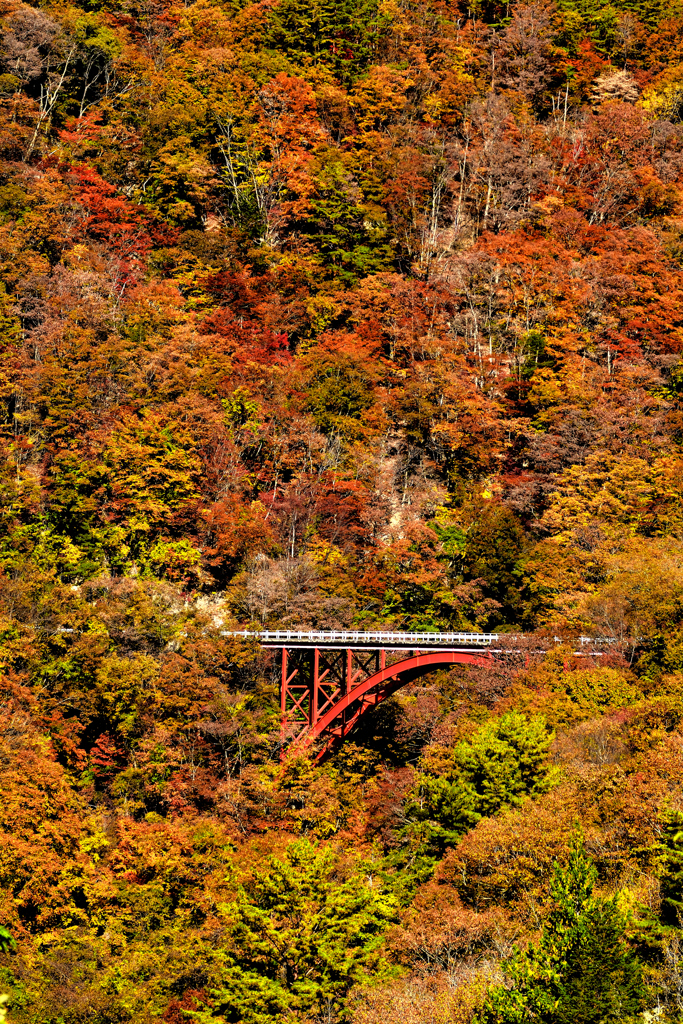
[5,0,683,1019]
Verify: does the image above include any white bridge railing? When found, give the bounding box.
[220,629,612,648]
[221,629,499,645]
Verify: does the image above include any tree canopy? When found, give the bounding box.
[3,0,683,1018]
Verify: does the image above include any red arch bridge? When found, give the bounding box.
[222,630,606,756]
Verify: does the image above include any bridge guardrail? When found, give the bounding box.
[219,630,614,647]
[221,629,499,645]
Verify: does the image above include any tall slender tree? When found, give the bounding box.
[478,834,646,1024]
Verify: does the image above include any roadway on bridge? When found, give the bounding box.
[220,629,607,651]
[221,629,500,650]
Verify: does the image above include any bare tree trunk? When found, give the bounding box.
[25,47,76,160]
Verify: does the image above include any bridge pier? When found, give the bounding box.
[280,646,385,744]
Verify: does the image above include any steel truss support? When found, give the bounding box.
[279,646,494,757]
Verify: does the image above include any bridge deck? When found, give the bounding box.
[221,629,609,651]
[221,629,498,649]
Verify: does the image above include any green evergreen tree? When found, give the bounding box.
[462,504,526,627]
[456,712,554,817]
[627,811,683,963]
[405,713,554,857]
[660,812,683,928]
[479,835,646,1024]
[265,0,391,82]
[306,352,375,435]
[0,927,14,954]
[304,153,395,284]
[407,772,482,849]
[191,840,398,1024]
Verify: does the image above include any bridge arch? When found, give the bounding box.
[296,649,494,756]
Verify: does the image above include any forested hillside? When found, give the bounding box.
[4,0,683,1019]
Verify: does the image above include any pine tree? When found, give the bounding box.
[404,713,554,861]
[265,0,391,83]
[190,840,398,1024]
[457,712,554,817]
[0,926,14,954]
[479,835,646,1024]
[628,811,683,963]
[660,812,683,928]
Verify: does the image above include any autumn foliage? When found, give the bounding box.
[4,0,683,1018]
